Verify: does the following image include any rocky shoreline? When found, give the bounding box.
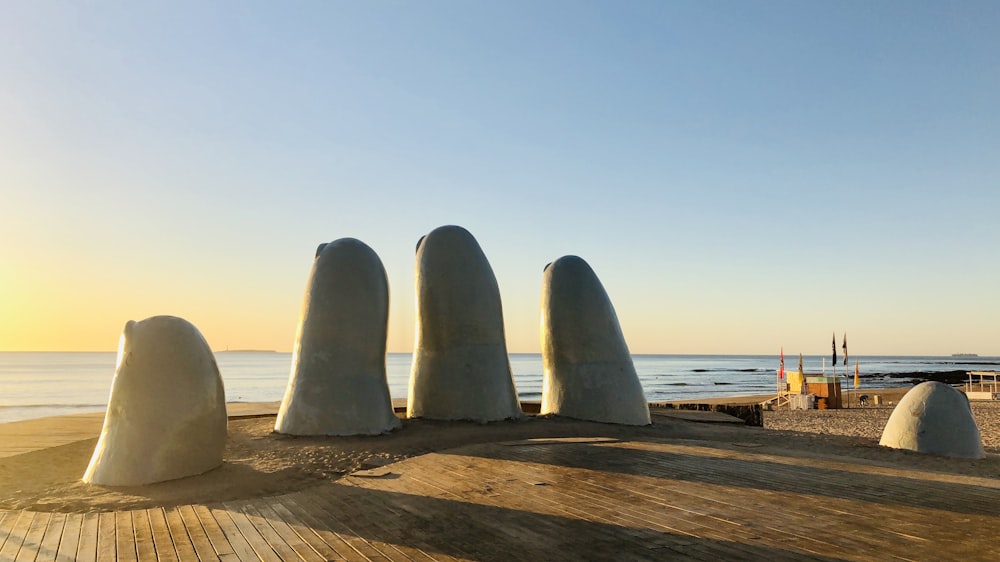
[868,369,977,385]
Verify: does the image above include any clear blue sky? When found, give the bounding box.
[2,1,998,356]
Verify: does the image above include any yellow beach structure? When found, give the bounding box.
[778,369,843,409]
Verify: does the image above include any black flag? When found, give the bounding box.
[832,332,837,366]
[842,332,848,366]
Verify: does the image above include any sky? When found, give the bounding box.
[1,1,998,356]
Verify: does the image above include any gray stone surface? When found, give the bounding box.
[408,225,522,421]
[275,238,401,436]
[83,315,227,486]
[879,381,984,459]
[540,256,650,425]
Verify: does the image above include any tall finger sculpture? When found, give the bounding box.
[408,225,522,421]
[540,256,650,425]
[275,238,401,436]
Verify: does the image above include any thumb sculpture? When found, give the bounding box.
[879,381,984,459]
[540,256,650,425]
[275,238,401,436]
[408,225,522,421]
[83,315,227,486]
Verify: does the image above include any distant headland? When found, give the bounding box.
[952,353,979,358]
[216,349,277,353]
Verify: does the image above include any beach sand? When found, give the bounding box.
[765,388,1000,451]
[1,388,997,513]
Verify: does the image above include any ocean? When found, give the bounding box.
[1,352,997,424]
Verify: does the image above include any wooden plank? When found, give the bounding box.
[491,445,833,559]
[416,460,659,560]
[192,505,238,560]
[239,502,304,561]
[0,435,990,562]
[206,507,262,562]
[95,512,116,562]
[475,451,750,546]
[75,512,99,562]
[336,483,475,562]
[273,494,370,562]
[340,475,521,561]
[267,499,354,562]
[486,444,794,557]
[130,510,156,562]
[294,490,394,561]
[114,511,137,562]
[355,447,804,560]
[55,513,84,562]
[220,502,280,561]
[607,443,934,554]
[249,501,325,562]
[14,510,50,562]
[321,485,441,562]
[0,511,34,560]
[327,484,440,561]
[0,512,14,546]
[508,439,996,559]
[177,505,220,562]
[162,507,198,561]
[555,449,833,557]
[146,508,178,562]
[35,512,66,562]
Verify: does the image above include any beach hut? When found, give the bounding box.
[778,354,843,409]
[780,374,841,409]
[804,376,842,409]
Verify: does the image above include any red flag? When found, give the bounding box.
[779,348,785,379]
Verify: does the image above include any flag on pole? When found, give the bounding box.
[854,358,860,389]
[798,353,806,393]
[832,332,837,366]
[842,332,848,366]
[779,348,785,379]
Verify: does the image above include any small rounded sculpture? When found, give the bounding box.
[408,225,522,421]
[275,238,401,436]
[879,381,984,459]
[83,315,227,486]
[540,256,650,425]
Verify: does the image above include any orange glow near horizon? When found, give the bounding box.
[2,260,997,356]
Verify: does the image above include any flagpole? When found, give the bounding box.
[776,348,785,406]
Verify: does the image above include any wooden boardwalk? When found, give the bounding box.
[2,435,999,561]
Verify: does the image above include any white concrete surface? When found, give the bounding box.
[540,256,650,426]
[275,239,401,436]
[408,225,522,421]
[83,315,227,485]
[879,381,984,459]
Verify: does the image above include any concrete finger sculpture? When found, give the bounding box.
[83,315,227,486]
[540,256,650,425]
[275,238,401,436]
[408,225,522,421]
[879,381,984,459]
